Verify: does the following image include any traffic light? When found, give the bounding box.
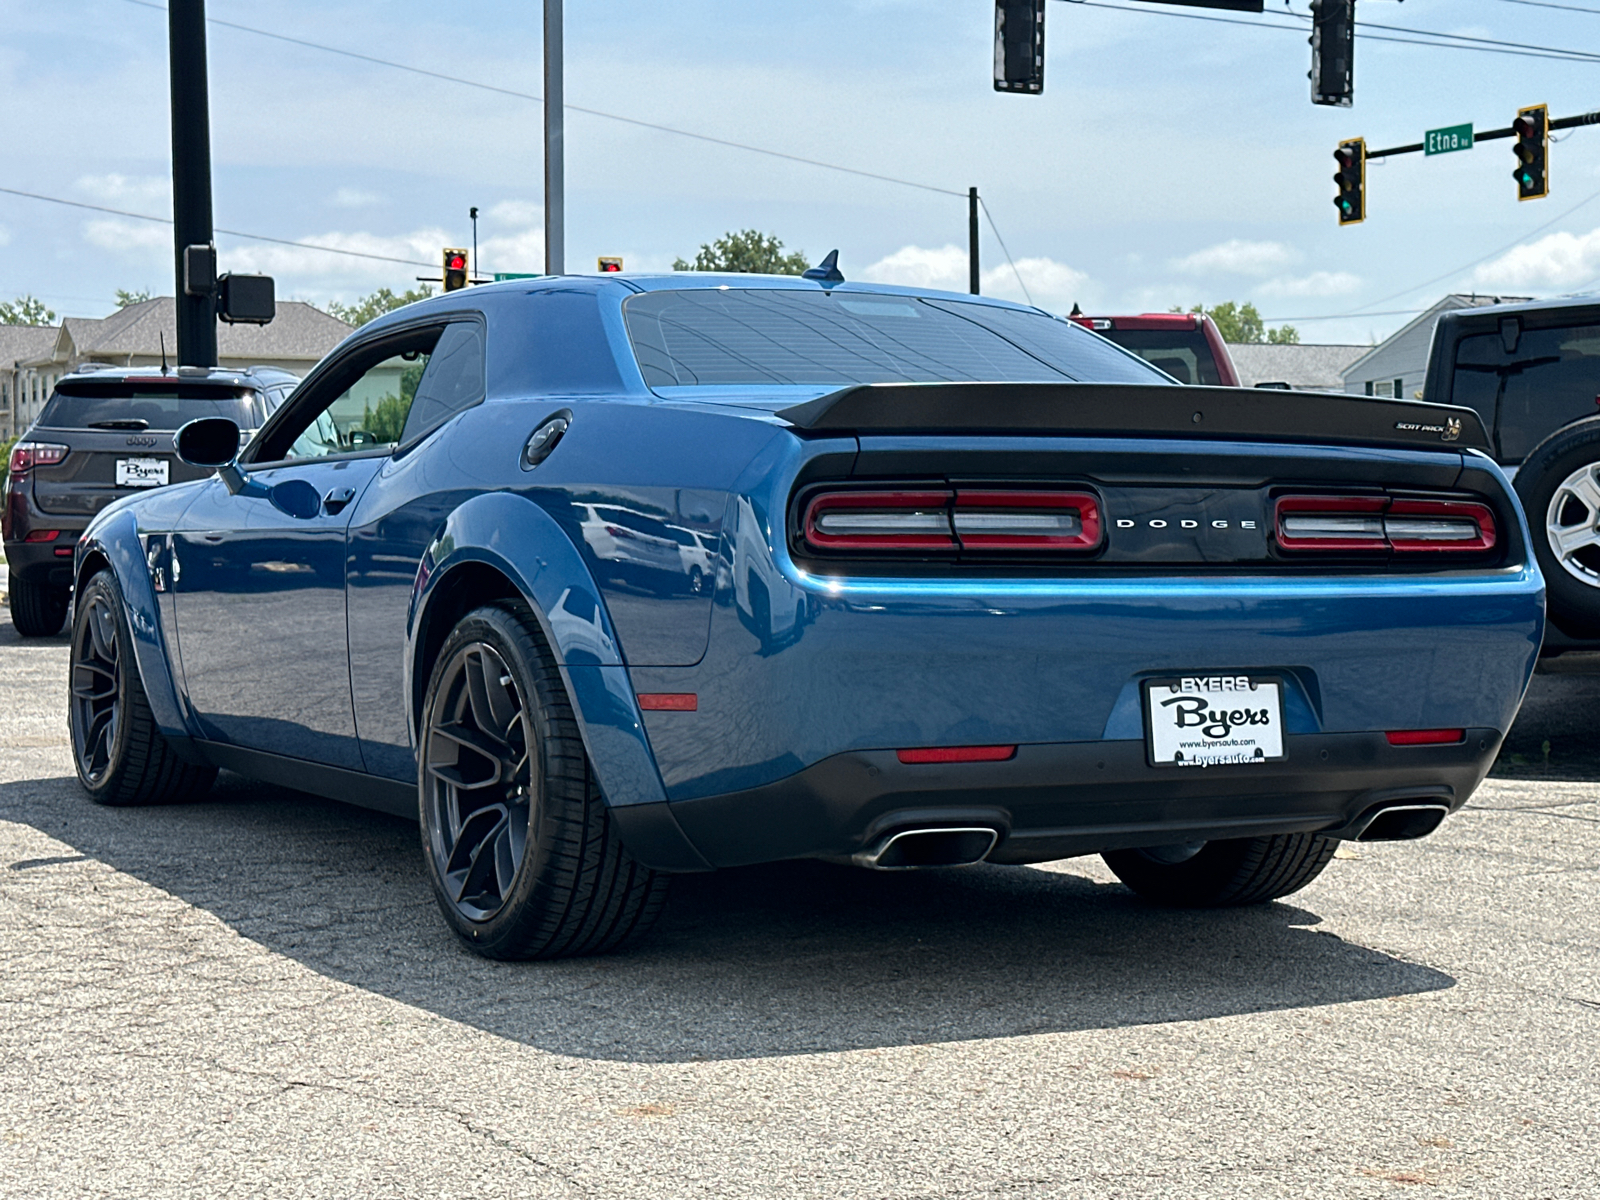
[597,257,623,272]
[443,248,469,292]
[1310,0,1354,108]
[1334,138,1365,226]
[993,0,1044,95]
[1513,104,1549,201]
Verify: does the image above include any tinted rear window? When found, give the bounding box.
[1453,324,1600,460]
[1095,328,1219,385]
[38,382,258,431]
[623,289,1167,388]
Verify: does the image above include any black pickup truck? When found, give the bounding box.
[1424,295,1600,643]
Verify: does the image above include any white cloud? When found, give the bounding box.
[488,199,542,226]
[0,224,10,248]
[330,187,384,209]
[1172,239,1297,277]
[83,218,170,253]
[1474,227,1600,289]
[74,174,170,211]
[1258,271,1361,298]
[859,243,1090,312]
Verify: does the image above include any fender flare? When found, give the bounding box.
[74,509,198,750]
[406,490,669,811]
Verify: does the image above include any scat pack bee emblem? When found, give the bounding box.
[1393,416,1463,442]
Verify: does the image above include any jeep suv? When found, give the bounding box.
[3,364,299,636]
[1423,295,1600,643]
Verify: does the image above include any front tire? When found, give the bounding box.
[1515,416,1600,637]
[69,570,217,806]
[9,574,70,637]
[1103,833,1336,907]
[418,601,670,959]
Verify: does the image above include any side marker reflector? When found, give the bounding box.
[897,745,1016,764]
[1385,729,1465,746]
[637,693,697,711]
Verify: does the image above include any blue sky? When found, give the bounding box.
[3,0,1600,342]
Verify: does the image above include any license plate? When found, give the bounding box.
[1144,675,1284,767]
[116,457,169,488]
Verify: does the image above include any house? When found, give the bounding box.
[1,325,67,441]
[1341,294,1530,401]
[2,297,354,438]
[1225,342,1367,393]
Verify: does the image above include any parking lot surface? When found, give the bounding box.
[2,613,1596,1199]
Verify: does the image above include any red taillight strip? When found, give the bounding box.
[953,490,1102,550]
[1275,495,1497,555]
[897,744,1017,764]
[1385,729,1465,746]
[637,693,697,711]
[7,442,69,475]
[804,490,956,550]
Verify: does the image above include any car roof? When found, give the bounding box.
[1440,293,1600,326]
[58,363,295,387]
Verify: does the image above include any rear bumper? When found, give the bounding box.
[611,729,1499,870]
[2,538,79,588]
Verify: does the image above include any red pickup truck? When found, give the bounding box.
[1068,312,1241,387]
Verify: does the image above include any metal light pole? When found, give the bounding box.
[968,187,980,295]
[169,0,217,366]
[543,0,564,275]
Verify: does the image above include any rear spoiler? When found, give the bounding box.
[774,382,1491,455]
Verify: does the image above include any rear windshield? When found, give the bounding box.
[622,289,1168,388]
[38,382,259,431]
[1095,328,1221,385]
[1452,324,1600,460]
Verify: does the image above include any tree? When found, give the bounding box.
[115,289,152,308]
[326,285,434,327]
[1179,301,1298,346]
[673,230,809,275]
[0,295,56,326]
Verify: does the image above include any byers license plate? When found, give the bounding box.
[1144,675,1284,767]
[115,457,168,488]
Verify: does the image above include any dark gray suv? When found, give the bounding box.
[3,363,299,636]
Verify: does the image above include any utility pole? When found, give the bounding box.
[544,0,564,275]
[969,187,980,295]
[168,0,217,367]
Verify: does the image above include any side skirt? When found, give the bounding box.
[194,741,417,820]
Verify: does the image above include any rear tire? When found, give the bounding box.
[418,600,670,960]
[68,570,217,806]
[1515,416,1600,637]
[9,574,70,638]
[1103,832,1336,907]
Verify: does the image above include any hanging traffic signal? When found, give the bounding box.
[1310,0,1354,108]
[993,0,1044,94]
[443,248,469,292]
[1513,104,1549,201]
[597,256,623,272]
[1334,138,1365,226]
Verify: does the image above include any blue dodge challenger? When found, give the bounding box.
[68,269,1544,958]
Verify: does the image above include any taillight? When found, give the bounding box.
[1386,729,1465,746]
[1275,495,1496,555]
[7,441,69,476]
[801,488,1102,554]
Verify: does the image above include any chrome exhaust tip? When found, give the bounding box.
[1354,803,1450,842]
[852,826,1000,870]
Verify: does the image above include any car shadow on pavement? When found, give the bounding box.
[2,770,1455,1063]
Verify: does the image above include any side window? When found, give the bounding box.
[1455,324,1600,461]
[398,322,486,445]
[287,350,431,459]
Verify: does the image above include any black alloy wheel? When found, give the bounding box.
[68,570,217,806]
[418,601,670,959]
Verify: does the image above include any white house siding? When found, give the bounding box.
[1342,295,1530,401]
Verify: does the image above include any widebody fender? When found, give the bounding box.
[408,489,669,811]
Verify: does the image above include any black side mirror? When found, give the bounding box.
[174,417,240,467]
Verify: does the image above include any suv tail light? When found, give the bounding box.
[7,441,69,477]
[801,488,1102,554]
[1275,495,1496,554]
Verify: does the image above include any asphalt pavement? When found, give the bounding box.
[1,610,1596,1199]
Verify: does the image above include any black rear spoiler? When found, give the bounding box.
[774,382,1491,455]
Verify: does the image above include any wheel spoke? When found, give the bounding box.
[430,720,508,766]
[87,603,117,665]
[1555,522,1600,559]
[1568,469,1600,517]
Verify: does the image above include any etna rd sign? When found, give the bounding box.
[1426,123,1474,156]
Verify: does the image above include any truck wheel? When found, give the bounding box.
[1516,416,1600,637]
[1103,832,1337,907]
[9,575,70,638]
[419,600,670,960]
[69,570,217,806]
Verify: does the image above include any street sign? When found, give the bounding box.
[1425,123,1474,156]
[493,273,542,281]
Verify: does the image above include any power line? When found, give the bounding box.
[978,198,1033,305]
[0,185,438,268]
[1492,0,1600,14]
[119,0,964,198]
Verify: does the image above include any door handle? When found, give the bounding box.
[322,486,357,515]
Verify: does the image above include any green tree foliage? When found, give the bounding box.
[0,436,16,492]
[672,230,810,275]
[327,286,435,327]
[0,295,56,326]
[1180,301,1299,345]
[115,289,152,308]
[361,394,410,444]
